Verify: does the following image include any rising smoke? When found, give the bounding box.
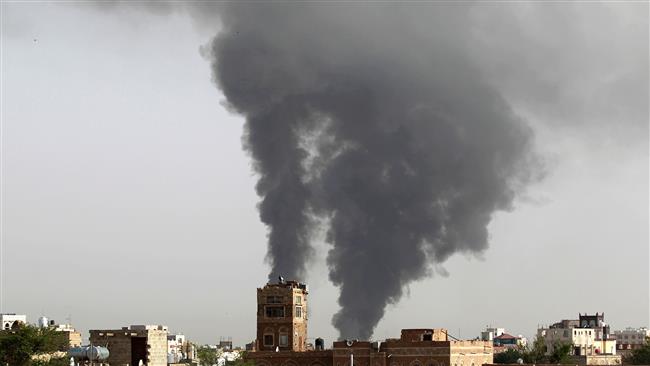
[203,4,540,339]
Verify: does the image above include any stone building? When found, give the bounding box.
[246,279,493,366]
[613,327,649,357]
[538,313,617,357]
[256,279,309,352]
[1,313,27,330]
[90,324,168,366]
[54,323,82,348]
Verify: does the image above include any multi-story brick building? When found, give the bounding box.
[256,278,309,352]
[89,324,168,366]
[247,279,493,366]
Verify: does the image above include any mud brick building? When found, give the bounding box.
[247,280,493,366]
[256,279,309,352]
[90,324,168,366]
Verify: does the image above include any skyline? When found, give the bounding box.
[1,2,648,346]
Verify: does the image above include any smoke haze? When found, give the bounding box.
[206,4,540,339]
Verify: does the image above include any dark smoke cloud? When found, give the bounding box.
[92,1,646,340]
[206,4,540,339]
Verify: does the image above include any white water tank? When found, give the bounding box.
[38,316,48,328]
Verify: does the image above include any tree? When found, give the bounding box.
[625,337,650,365]
[0,324,68,366]
[522,336,548,364]
[548,341,573,364]
[197,346,220,366]
[494,349,525,364]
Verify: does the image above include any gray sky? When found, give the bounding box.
[1,2,648,346]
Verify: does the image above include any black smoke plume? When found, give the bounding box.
[206,4,539,339]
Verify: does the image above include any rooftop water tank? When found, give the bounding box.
[37,316,48,328]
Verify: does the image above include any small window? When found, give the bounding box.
[266,306,285,318]
[295,296,302,304]
[267,296,282,304]
[264,334,274,346]
[295,306,302,318]
[280,334,289,346]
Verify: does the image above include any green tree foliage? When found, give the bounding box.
[0,324,68,366]
[625,337,650,365]
[494,336,574,364]
[522,336,547,364]
[32,357,70,366]
[197,346,220,366]
[494,348,525,364]
[548,341,573,364]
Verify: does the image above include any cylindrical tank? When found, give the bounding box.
[315,338,324,350]
[68,346,110,361]
[37,317,48,328]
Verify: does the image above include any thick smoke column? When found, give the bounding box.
[207,4,538,339]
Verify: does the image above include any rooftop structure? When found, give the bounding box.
[1,313,27,330]
[247,279,493,366]
[90,325,168,366]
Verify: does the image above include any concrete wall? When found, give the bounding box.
[90,327,168,366]
[449,340,493,366]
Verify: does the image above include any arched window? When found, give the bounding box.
[263,327,274,347]
[279,327,289,347]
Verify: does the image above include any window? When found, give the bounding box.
[295,306,302,318]
[295,296,302,304]
[267,296,282,304]
[264,334,274,346]
[280,334,289,346]
[266,306,285,318]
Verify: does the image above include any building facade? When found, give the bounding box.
[247,280,493,366]
[54,323,82,348]
[537,313,620,365]
[1,313,27,330]
[613,327,649,356]
[479,327,526,353]
[90,324,168,366]
[256,279,309,352]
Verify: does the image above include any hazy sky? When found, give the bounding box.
[1,2,648,346]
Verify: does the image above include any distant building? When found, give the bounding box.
[219,337,234,351]
[480,327,504,342]
[493,333,526,348]
[168,333,196,363]
[218,350,242,366]
[53,323,82,349]
[90,324,168,366]
[537,313,621,365]
[246,279,493,366]
[1,313,27,330]
[614,327,649,356]
[480,327,526,353]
